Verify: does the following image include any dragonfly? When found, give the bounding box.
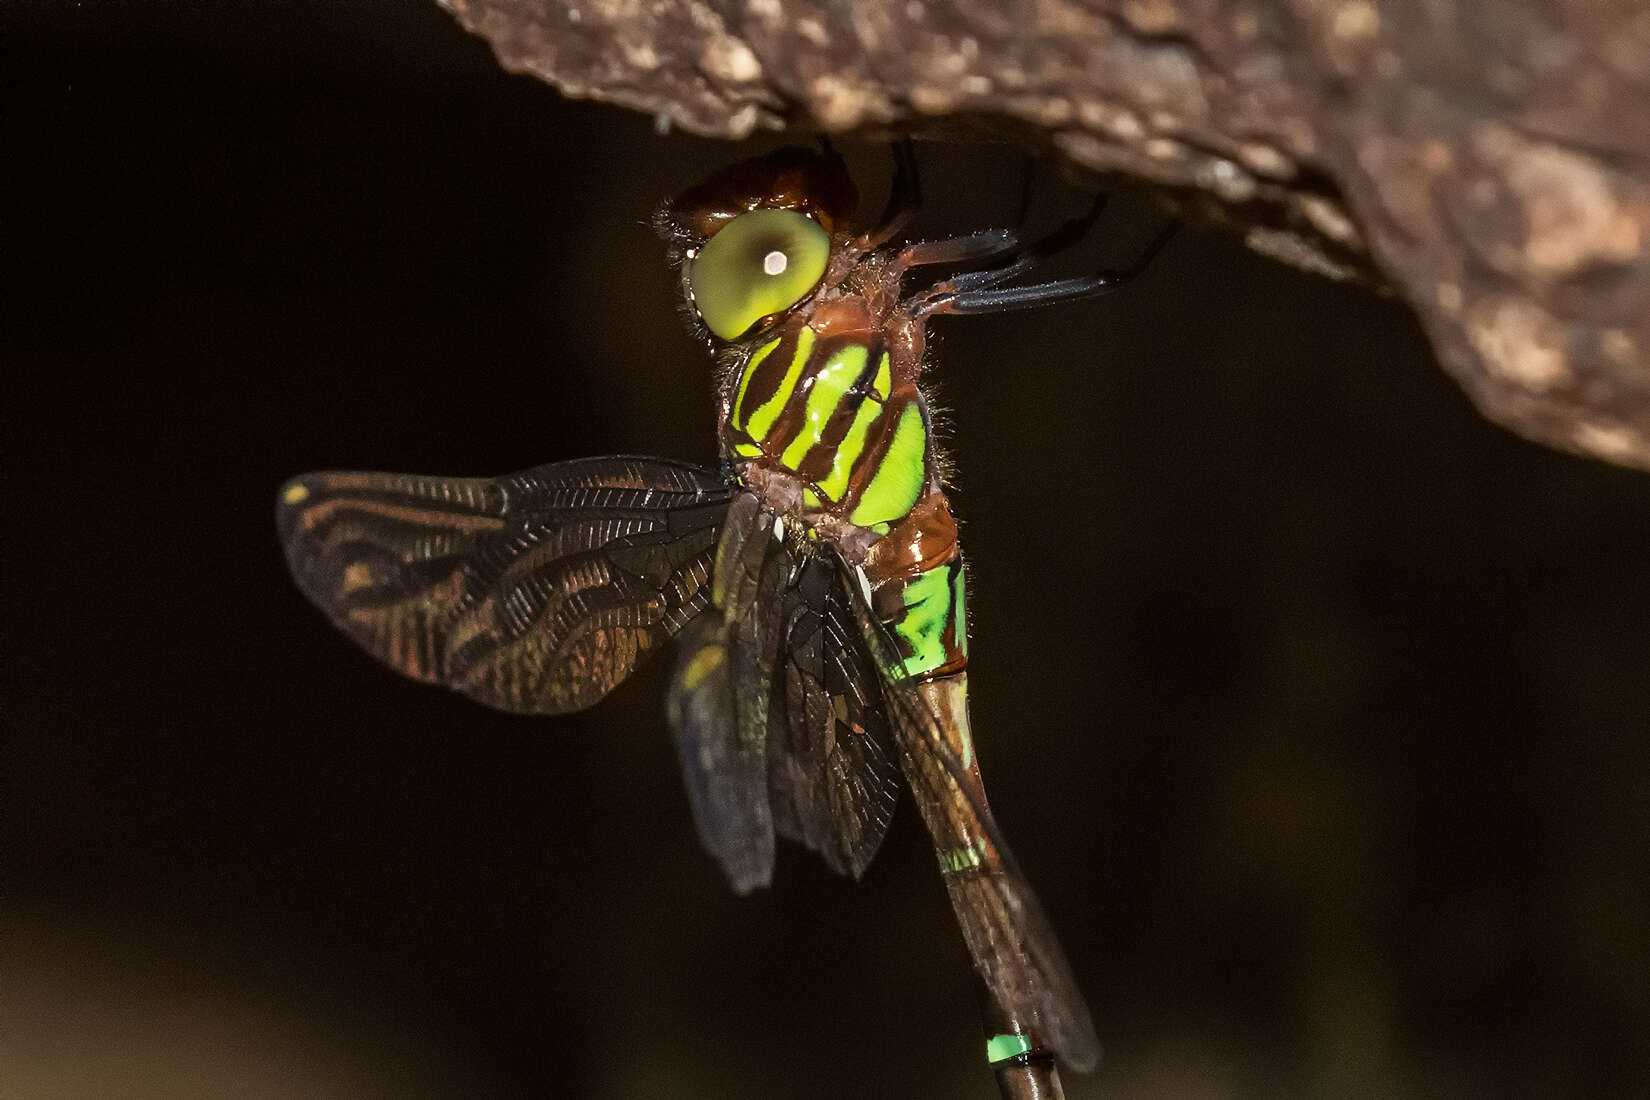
[277,143,1167,1097]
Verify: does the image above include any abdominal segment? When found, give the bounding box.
[865,494,968,681]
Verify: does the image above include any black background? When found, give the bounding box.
[7,2,1650,1096]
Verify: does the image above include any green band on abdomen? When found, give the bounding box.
[889,563,954,677]
[938,838,986,874]
[986,1034,1033,1064]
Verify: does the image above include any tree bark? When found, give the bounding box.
[438,0,1650,471]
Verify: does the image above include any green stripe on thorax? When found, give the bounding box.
[813,348,889,500]
[819,398,879,501]
[847,397,927,526]
[730,335,781,432]
[737,326,815,441]
[779,343,867,470]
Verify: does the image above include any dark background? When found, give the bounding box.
[7,2,1650,1097]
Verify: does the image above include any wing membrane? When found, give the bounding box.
[667,490,807,893]
[277,456,731,713]
[766,556,901,879]
[669,610,775,893]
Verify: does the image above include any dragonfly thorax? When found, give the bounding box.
[724,303,968,685]
[724,312,931,529]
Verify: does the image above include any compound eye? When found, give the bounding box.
[687,209,830,340]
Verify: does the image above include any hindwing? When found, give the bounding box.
[667,491,784,893]
[766,554,902,879]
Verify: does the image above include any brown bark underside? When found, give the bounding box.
[438,0,1650,471]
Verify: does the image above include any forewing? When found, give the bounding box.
[834,551,1101,1071]
[766,555,901,879]
[277,456,730,713]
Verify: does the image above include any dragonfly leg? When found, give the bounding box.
[905,195,1109,309]
[917,218,1177,317]
[853,137,922,251]
[894,227,1026,272]
[882,148,1105,283]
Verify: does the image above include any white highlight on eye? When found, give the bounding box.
[762,249,788,276]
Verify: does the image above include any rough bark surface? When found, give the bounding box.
[438,0,1650,470]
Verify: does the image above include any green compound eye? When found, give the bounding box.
[688,208,830,340]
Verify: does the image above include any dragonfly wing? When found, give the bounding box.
[276,456,730,713]
[666,491,786,893]
[766,555,902,879]
[834,551,1101,1071]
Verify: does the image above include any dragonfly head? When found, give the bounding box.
[657,147,859,342]
[659,145,858,240]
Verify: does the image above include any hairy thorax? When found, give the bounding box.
[725,289,968,681]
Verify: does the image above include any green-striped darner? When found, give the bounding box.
[277,144,1164,1095]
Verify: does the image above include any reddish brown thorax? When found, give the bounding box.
[806,296,876,339]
